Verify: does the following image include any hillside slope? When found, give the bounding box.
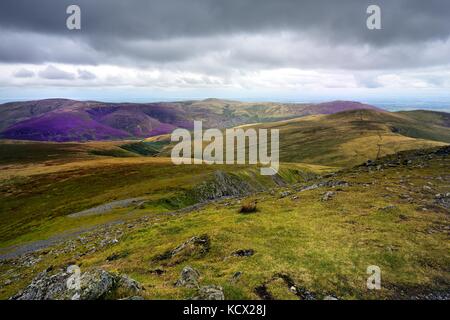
[247,109,449,167]
[1,146,448,300]
[0,99,382,142]
[153,109,449,168]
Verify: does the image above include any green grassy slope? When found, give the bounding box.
[155,109,449,168]
[0,147,448,300]
[0,153,328,247]
[250,109,448,166]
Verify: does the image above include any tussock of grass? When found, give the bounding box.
[239,200,258,213]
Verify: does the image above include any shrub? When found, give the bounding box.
[239,200,257,213]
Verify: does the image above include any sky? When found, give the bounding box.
[0,0,450,109]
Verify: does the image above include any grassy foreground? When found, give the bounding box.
[0,144,448,299]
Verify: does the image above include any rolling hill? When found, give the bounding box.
[153,108,450,168]
[0,102,449,300]
[237,109,450,167]
[0,99,383,142]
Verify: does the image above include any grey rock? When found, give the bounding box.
[192,285,225,300]
[380,205,397,211]
[115,274,143,296]
[232,249,255,257]
[11,270,70,300]
[154,235,210,261]
[120,296,145,300]
[175,266,200,288]
[231,271,242,282]
[79,269,115,300]
[11,268,142,300]
[279,191,291,198]
[193,171,258,202]
[321,191,335,201]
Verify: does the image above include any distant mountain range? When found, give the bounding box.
[0,98,383,142]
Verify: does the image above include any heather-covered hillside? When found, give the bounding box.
[0,99,383,142]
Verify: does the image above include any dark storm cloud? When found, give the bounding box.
[0,0,449,68]
[1,0,449,43]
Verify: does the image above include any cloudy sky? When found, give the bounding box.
[0,0,450,107]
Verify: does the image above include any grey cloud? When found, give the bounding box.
[38,65,76,80]
[13,68,34,78]
[0,30,99,64]
[0,0,449,70]
[78,69,96,80]
[1,0,449,44]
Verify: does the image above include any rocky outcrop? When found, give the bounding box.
[11,267,143,300]
[192,171,260,202]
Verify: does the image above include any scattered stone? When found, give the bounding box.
[321,191,335,201]
[149,268,165,275]
[232,249,255,257]
[380,205,397,211]
[231,271,242,282]
[175,266,200,288]
[154,235,210,263]
[434,193,450,210]
[255,273,316,300]
[115,274,143,297]
[120,296,145,300]
[324,295,338,300]
[192,285,224,300]
[106,251,129,261]
[279,191,291,198]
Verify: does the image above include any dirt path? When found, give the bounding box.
[0,200,213,261]
[68,197,145,218]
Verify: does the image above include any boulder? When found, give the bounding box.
[79,269,115,300]
[11,270,71,300]
[11,267,142,300]
[175,266,200,288]
[192,285,225,300]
